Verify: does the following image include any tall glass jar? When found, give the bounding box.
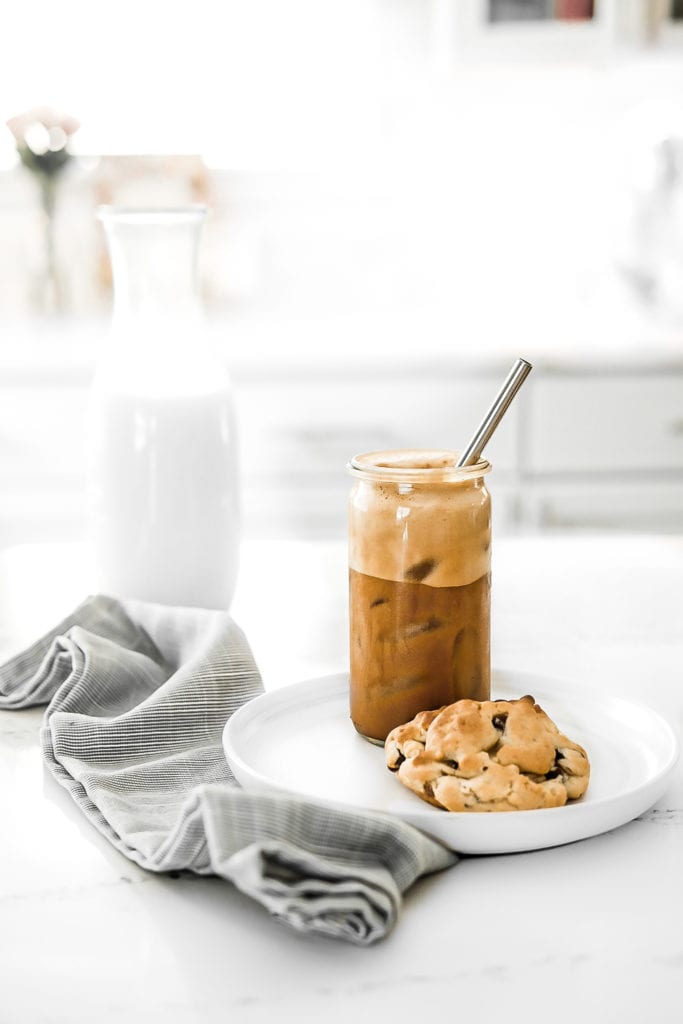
[348,449,491,743]
[87,206,239,609]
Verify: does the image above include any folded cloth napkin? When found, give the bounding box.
[0,595,455,944]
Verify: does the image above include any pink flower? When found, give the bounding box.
[7,106,79,156]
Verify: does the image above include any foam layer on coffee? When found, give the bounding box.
[349,449,490,588]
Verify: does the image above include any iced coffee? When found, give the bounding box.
[348,449,491,743]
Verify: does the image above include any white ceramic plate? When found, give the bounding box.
[222,671,679,855]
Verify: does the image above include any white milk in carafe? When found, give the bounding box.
[89,383,238,608]
[86,307,240,609]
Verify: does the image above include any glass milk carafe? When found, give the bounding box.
[88,206,239,609]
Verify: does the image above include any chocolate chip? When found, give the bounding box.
[389,753,406,772]
[404,558,437,582]
[492,714,508,731]
[444,759,459,770]
[545,768,562,780]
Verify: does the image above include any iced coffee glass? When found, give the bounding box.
[348,449,491,744]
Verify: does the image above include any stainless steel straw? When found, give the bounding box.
[456,357,533,467]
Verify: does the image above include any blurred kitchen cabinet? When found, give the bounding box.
[0,380,89,546]
[525,371,683,473]
[520,368,683,531]
[521,478,683,531]
[1,347,682,545]
[233,364,683,536]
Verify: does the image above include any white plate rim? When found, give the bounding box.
[222,670,680,853]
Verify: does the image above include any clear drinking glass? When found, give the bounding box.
[87,206,240,609]
[348,449,491,743]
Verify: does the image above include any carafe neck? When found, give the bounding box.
[99,206,206,324]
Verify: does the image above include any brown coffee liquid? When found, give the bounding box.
[349,568,490,743]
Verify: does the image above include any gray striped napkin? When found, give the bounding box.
[0,595,455,944]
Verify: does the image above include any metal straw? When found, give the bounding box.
[456,357,533,468]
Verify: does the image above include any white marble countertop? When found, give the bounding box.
[1,534,682,1023]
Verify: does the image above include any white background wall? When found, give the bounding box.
[2,1,683,545]
[2,1,683,331]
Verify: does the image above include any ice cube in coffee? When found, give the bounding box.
[348,449,491,744]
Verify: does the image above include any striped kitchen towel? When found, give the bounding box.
[0,595,455,944]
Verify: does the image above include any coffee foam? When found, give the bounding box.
[349,460,491,589]
[368,450,458,471]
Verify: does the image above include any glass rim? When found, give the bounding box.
[97,204,208,225]
[347,449,491,483]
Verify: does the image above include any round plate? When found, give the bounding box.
[222,671,679,855]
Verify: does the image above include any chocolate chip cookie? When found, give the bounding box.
[385,695,590,812]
